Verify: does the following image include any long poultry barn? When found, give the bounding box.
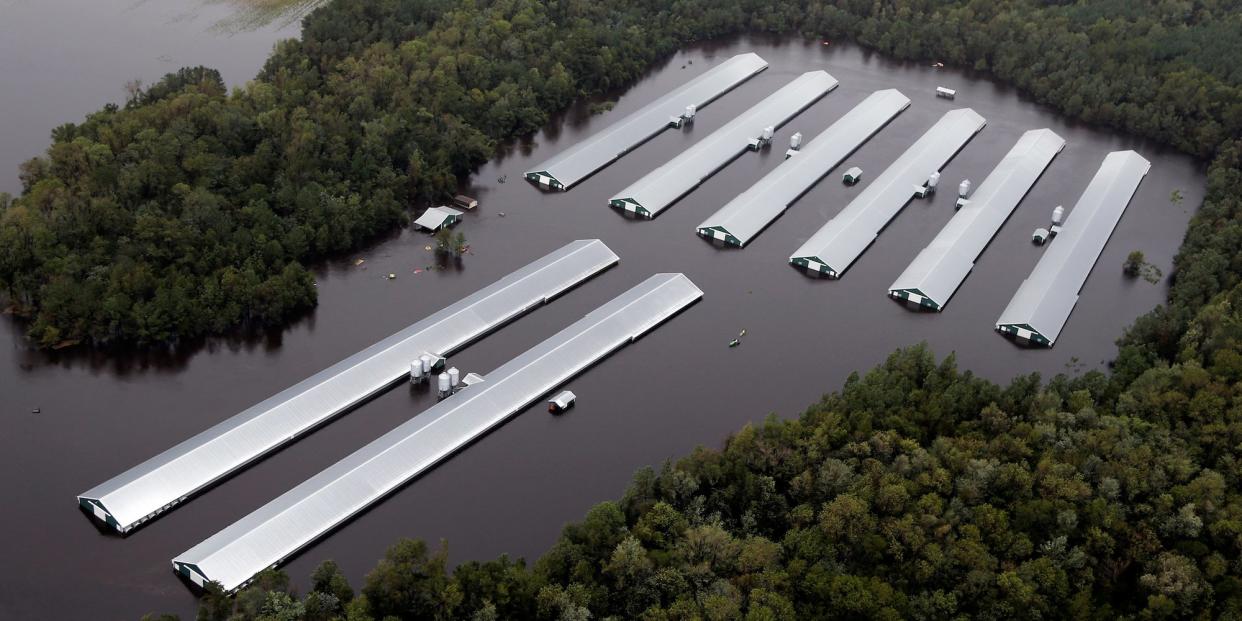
[789,108,987,278]
[995,150,1150,346]
[888,128,1065,310]
[523,53,768,191]
[695,89,910,247]
[609,70,839,219]
[172,273,704,593]
[77,240,619,534]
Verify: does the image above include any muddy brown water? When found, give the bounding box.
[0,0,308,196]
[0,35,1203,619]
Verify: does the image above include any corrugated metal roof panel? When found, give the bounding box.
[78,240,619,533]
[610,71,838,218]
[789,108,986,278]
[524,53,768,190]
[996,150,1150,345]
[413,206,462,231]
[695,89,909,246]
[889,128,1065,309]
[173,273,703,592]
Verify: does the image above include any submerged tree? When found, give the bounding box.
[433,228,468,257]
[1124,250,1164,284]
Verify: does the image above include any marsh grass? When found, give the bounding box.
[204,0,328,33]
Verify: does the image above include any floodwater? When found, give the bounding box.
[0,35,1203,619]
[0,0,321,196]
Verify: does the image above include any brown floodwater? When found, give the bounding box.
[0,35,1203,619]
[0,0,313,196]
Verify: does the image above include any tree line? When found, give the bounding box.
[2,0,1240,348]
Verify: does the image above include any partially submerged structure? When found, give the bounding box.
[453,195,478,210]
[548,391,576,413]
[172,273,703,592]
[788,108,986,278]
[695,89,909,247]
[77,240,619,534]
[889,128,1065,310]
[610,71,839,218]
[524,53,768,190]
[996,150,1150,346]
[413,206,463,232]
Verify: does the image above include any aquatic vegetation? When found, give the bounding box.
[205,0,328,33]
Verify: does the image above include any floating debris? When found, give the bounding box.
[413,269,423,275]
[31,408,40,414]
[387,273,396,280]
[728,339,740,348]
[424,245,433,251]
[498,212,506,217]
[932,61,945,68]
[354,258,365,266]
[738,329,747,337]
[498,175,507,183]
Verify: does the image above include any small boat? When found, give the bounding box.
[728,339,740,348]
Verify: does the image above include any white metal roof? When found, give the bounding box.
[550,391,576,408]
[695,89,909,246]
[996,150,1150,345]
[173,273,703,592]
[610,71,839,218]
[889,128,1065,309]
[524,53,768,190]
[77,240,619,533]
[413,206,462,231]
[789,108,986,277]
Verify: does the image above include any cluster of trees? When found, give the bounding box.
[0,0,680,346]
[176,331,1242,619]
[1124,250,1163,284]
[2,0,1240,348]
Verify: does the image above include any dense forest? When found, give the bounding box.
[2,0,1240,347]
[0,0,1233,616]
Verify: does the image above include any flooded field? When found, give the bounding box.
[0,35,1203,619]
[0,0,318,195]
